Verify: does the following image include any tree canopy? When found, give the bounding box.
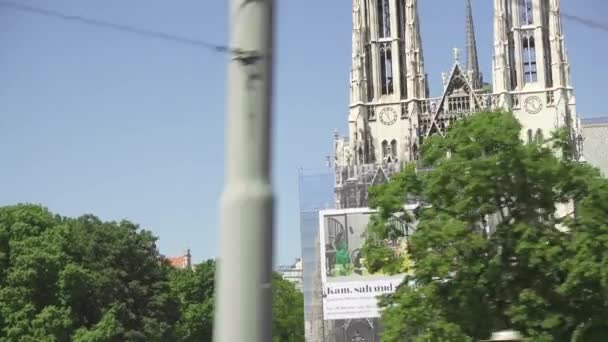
[0,205,180,341]
[169,261,304,342]
[363,111,608,341]
[0,204,304,342]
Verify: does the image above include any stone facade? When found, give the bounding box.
[308,1,585,341]
[492,0,581,152]
[334,0,582,209]
[581,117,608,176]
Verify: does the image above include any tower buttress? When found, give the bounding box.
[405,0,427,100]
[547,0,569,89]
[350,0,367,106]
[492,0,511,103]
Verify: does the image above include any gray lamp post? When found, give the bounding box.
[213,0,275,342]
[576,133,585,162]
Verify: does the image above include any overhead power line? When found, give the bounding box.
[562,13,608,32]
[0,0,234,53]
[1,0,607,48]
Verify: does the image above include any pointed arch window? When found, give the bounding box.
[365,45,374,101]
[381,140,389,160]
[367,137,375,163]
[522,31,537,83]
[527,129,533,144]
[377,0,391,38]
[412,143,419,161]
[390,140,398,161]
[520,0,534,25]
[397,0,405,39]
[379,45,394,95]
[358,147,364,164]
[535,129,544,144]
[508,33,518,90]
[543,30,554,87]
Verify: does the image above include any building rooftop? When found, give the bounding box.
[164,249,192,270]
[277,258,302,272]
[581,116,608,126]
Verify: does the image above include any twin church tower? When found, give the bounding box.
[334,0,581,208]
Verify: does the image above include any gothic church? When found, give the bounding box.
[333,0,582,209]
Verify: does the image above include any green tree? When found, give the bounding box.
[0,204,180,341]
[272,273,304,342]
[0,204,306,341]
[363,111,608,341]
[169,260,215,341]
[169,261,305,342]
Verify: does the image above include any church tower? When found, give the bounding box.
[492,0,581,154]
[334,0,583,209]
[334,0,428,208]
[345,0,427,166]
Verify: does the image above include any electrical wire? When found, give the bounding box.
[1,0,607,49]
[562,12,608,32]
[0,0,233,53]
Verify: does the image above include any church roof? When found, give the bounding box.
[423,60,482,137]
[370,166,389,186]
[436,61,482,114]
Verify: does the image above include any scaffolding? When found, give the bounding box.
[334,162,402,209]
[298,168,335,341]
[300,166,394,342]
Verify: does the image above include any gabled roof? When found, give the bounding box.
[435,62,481,115]
[424,62,482,137]
[371,166,389,186]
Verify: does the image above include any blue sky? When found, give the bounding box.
[0,0,606,265]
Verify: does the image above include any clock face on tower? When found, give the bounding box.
[379,107,398,126]
[524,96,543,114]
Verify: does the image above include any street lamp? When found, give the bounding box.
[576,133,585,162]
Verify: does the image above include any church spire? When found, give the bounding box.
[465,0,481,89]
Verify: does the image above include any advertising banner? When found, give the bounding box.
[319,208,409,321]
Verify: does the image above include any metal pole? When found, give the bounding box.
[213,0,275,341]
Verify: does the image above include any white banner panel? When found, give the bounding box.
[319,208,407,320]
[322,278,403,320]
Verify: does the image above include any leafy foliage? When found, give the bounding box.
[363,111,608,341]
[0,204,305,341]
[272,273,305,342]
[169,260,215,341]
[0,205,179,341]
[169,261,304,342]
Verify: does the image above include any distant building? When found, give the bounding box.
[277,258,303,292]
[581,117,608,176]
[164,249,192,270]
